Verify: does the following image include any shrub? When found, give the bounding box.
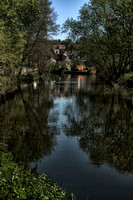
[0,153,76,200]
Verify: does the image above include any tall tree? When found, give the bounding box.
[0,0,40,75]
[63,0,133,82]
[0,0,27,75]
[0,0,58,79]
[24,0,58,80]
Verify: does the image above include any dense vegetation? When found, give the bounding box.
[0,0,58,79]
[0,0,132,85]
[0,152,76,200]
[63,0,133,83]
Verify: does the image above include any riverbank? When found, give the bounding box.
[0,152,76,200]
[0,73,39,95]
[64,71,90,75]
[1,71,133,97]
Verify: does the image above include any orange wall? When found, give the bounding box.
[76,65,86,71]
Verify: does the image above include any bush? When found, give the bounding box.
[0,153,76,200]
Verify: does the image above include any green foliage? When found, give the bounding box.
[0,0,58,77]
[0,153,67,200]
[0,75,17,94]
[0,20,25,74]
[0,0,39,74]
[23,0,59,78]
[63,0,133,82]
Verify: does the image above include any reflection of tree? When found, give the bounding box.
[0,82,58,167]
[63,91,133,174]
[0,92,26,151]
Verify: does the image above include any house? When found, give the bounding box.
[53,45,66,55]
[53,45,71,63]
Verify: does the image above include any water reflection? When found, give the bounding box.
[62,81,133,174]
[1,75,133,172]
[1,74,133,199]
[0,82,58,167]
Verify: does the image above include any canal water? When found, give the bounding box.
[0,74,133,200]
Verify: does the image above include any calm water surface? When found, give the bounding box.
[0,75,133,200]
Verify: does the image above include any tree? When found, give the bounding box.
[0,0,26,75]
[63,0,133,82]
[0,0,58,79]
[24,0,59,80]
[15,0,59,80]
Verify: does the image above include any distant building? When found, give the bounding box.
[52,45,71,63]
[53,45,66,55]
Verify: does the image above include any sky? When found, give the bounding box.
[51,0,89,40]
